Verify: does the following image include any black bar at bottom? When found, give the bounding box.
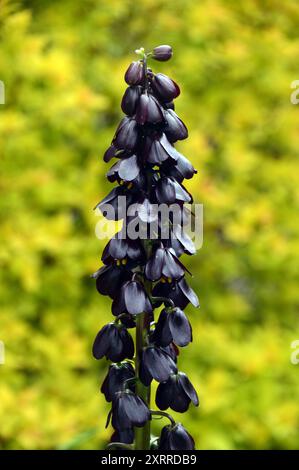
[0,450,297,466]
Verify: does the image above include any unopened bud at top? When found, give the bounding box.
[152,45,173,62]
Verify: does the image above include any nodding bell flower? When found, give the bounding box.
[101,363,135,402]
[152,45,173,62]
[161,152,197,182]
[92,264,131,299]
[121,86,142,116]
[156,371,199,413]
[164,109,188,142]
[154,176,192,204]
[151,73,180,102]
[124,61,144,85]
[107,154,141,184]
[158,423,195,450]
[139,345,177,386]
[113,117,139,151]
[112,278,152,316]
[145,133,181,165]
[152,277,199,310]
[93,45,199,450]
[101,230,145,265]
[92,323,134,362]
[145,245,187,282]
[153,307,192,347]
[112,390,151,430]
[135,93,164,125]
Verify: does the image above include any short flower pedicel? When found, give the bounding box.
[92,45,199,450]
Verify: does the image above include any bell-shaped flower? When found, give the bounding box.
[146,133,180,165]
[102,230,145,266]
[161,153,197,182]
[164,109,188,142]
[158,423,195,450]
[155,176,192,204]
[112,279,152,316]
[152,277,199,310]
[168,226,196,257]
[111,390,151,430]
[106,154,141,184]
[156,371,199,412]
[151,73,180,102]
[92,264,132,299]
[95,185,136,221]
[139,345,177,386]
[153,307,192,347]
[145,245,187,281]
[101,362,135,402]
[121,86,142,116]
[135,93,164,125]
[124,61,143,85]
[113,117,139,151]
[92,323,134,362]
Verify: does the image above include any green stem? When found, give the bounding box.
[135,310,151,449]
[134,54,152,450]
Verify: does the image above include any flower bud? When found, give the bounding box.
[124,61,143,85]
[158,423,195,450]
[135,93,164,125]
[152,45,173,61]
[151,73,180,102]
[121,86,142,116]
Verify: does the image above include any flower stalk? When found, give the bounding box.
[92,45,199,450]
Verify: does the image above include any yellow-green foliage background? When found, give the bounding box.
[1,0,299,450]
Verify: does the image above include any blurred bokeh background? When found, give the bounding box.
[1,0,299,450]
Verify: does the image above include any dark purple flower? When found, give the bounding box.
[121,86,142,116]
[158,423,195,450]
[168,226,196,257]
[139,345,177,385]
[164,109,188,142]
[92,264,132,299]
[124,61,143,85]
[92,323,134,362]
[113,117,139,151]
[146,133,181,165]
[136,93,164,125]
[152,45,173,62]
[112,279,152,316]
[153,307,192,347]
[155,176,192,204]
[156,371,198,412]
[161,153,197,182]
[102,231,145,265]
[145,245,187,281]
[151,73,180,102]
[101,363,135,402]
[95,185,135,220]
[107,154,141,184]
[112,390,151,430]
[103,144,126,163]
[152,277,199,310]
